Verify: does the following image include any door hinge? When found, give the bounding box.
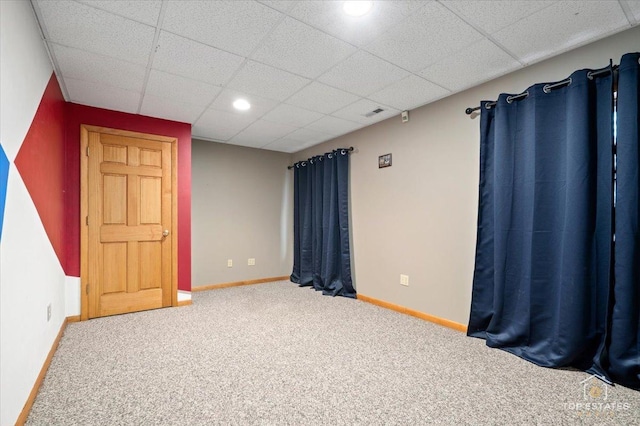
[86,284,89,295]
[86,216,89,226]
[86,146,89,156]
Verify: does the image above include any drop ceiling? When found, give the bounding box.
[32,1,639,153]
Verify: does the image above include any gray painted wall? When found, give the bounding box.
[293,26,640,324]
[191,140,293,286]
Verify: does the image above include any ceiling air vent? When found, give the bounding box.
[364,107,385,118]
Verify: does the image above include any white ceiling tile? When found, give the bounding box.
[318,51,410,96]
[257,1,296,14]
[368,75,450,111]
[76,0,162,26]
[145,70,221,107]
[285,82,360,114]
[209,89,279,120]
[140,94,204,124]
[162,0,283,56]
[261,104,324,128]
[153,31,244,86]
[365,2,483,72]
[286,128,334,144]
[493,1,630,64]
[420,39,521,92]
[36,0,155,65]
[296,140,327,152]
[306,116,363,136]
[440,1,557,34]
[332,99,400,125]
[52,43,146,92]
[34,0,638,154]
[227,61,311,101]
[229,120,299,148]
[288,1,425,47]
[193,109,254,141]
[251,17,357,79]
[64,77,140,114]
[261,137,309,153]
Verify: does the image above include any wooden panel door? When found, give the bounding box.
[81,126,177,319]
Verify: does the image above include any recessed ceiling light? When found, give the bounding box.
[233,99,251,111]
[343,1,372,17]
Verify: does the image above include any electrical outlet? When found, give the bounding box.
[400,274,409,286]
[47,303,52,321]
[248,258,255,266]
[227,259,233,268]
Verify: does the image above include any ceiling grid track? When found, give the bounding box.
[618,0,638,26]
[136,0,168,115]
[436,0,529,67]
[29,0,70,102]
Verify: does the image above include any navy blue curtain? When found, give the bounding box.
[290,149,355,298]
[611,52,640,390]
[468,66,614,378]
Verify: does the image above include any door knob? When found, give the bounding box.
[162,229,170,237]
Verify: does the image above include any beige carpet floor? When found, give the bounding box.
[26,281,640,425]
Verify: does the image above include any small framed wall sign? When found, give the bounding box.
[379,153,392,168]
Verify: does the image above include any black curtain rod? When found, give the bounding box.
[464,66,617,115]
[287,147,354,169]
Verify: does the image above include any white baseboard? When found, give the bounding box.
[65,276,81,317]
[178,290,191,302]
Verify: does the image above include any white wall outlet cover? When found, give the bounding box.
[400,274,409,286]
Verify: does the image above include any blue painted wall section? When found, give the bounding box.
[0,143,9,241]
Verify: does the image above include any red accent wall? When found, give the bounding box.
[14,74,67,271]
[65,103,192,291]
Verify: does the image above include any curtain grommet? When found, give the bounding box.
[544,78,571,93]
[507,91,529,103]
